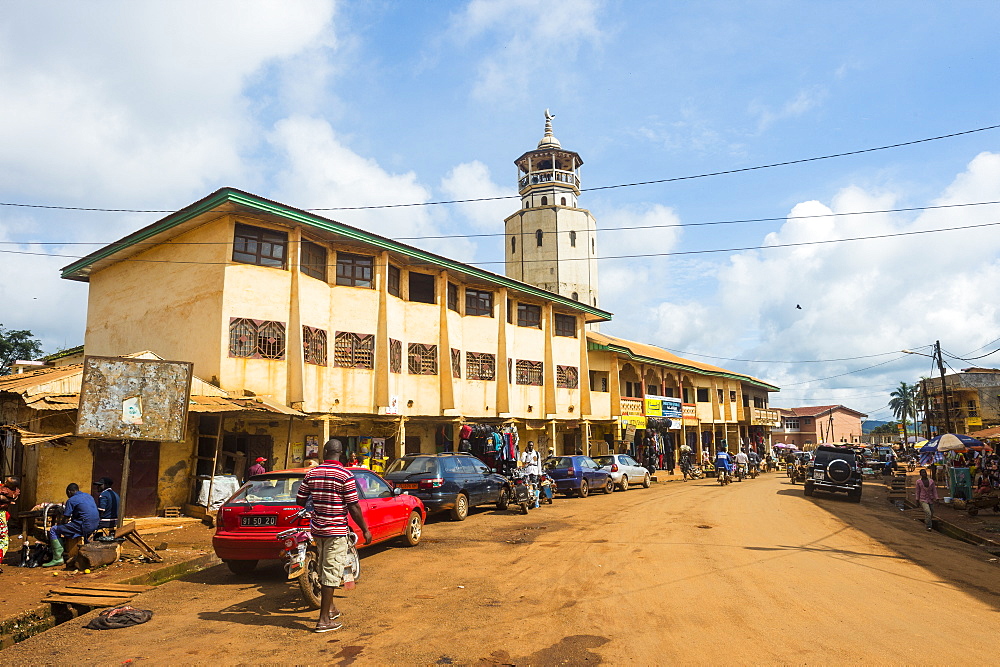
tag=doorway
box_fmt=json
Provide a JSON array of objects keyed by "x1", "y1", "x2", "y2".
[
  {"x1": 404, "y1": 436, "x2": 421, "y2": 455},
  {"x1": 91, "y1": 440, "x2": 160, "y2": 518}
]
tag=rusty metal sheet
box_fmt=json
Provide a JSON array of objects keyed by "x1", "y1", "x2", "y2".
[{"x1": 76, "y1": 356, "x2": 193, "y2": 442}]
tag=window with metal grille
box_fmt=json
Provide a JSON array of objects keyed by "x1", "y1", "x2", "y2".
[
  {"x1": 333, "y1": 332, "x2": 375, "y2": 369},
  {"x1": 556, "y1": 365, "x2": 579, "y2": 389},
  {"x1": 388, "y1": 265, "x2": 400, "y2": 297},
  {"x1": 465, "y1": 289, "x2": 493, "y2": 317},
  {"x1": 451, "y1": 348, "x2": 461, "y2": 378},
  {"x1": 517, "y1": 303, "x2": 541, "y2": 328},
  {"x1": 515, "y1": 360, "x2": 543, "y2": 386},
  {"x1": 447, "y1": 282, "x2": 459, "y2": 312},
  {"x1": 233, "y1": 224, "x2": 287, "y2": 269},
  {"x1": 302, "y1": 326, "x2": 328, "y2": 366},
  {"x1": 300, "y1": 241, "x2": 327, "y2": 281},
  {"x1": 408, "y1": 272, "x2": 435, "y2": 304},
  {"x1": 336, "y1": 252, "x2": 374, "y2": 288},
  {"x1": 408, "y1": 343, "x2": 438, "y2": 375},
  {"x1": 228, "y1": 318, "x2": 287, "y2": 360},
  {"x1": 554, "y1": 313, "x2": 576, "y2": 337},
  {"x1": 389, "y1": 339, "x2": 402, "y2": 373},
  {"x1": 466, "y1": 352, "x2": 496, "y2": 381}
]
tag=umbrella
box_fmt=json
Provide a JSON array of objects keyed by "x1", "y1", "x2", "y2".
[
  {"x1": 773, "y1": 443, "x2": 797, "y2": 449},
  {"x1": 921, "y1": 433, "x2": 984, "y2": 453}
]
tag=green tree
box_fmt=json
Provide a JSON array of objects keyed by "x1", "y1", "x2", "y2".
[
  {"x1": 0, "y1": 324, "x2": 43, "y2": 375},
  {"x1": 889, "y1": 382, "x2": 918, "y2": 440},
  {"x1": 871, "y1": 422, "x2": 899, "y2": 435}
]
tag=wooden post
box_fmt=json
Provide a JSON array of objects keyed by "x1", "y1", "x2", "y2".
[{"x1": 117, "y1": 440, "x2": 132, "y2": 528}]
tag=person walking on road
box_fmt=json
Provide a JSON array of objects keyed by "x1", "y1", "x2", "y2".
[
  {"x1": 0, "y1": 476, "x2": 20, "y2": 571},
  {"x1": 296, "y1": 439, "x2": 372, "y2": 633},
  {"x1": 519, "y1": 442, "x2": 542, "y2": 508},
  {"x1": 915, "y1": 468, "x2": 939, "y2": 532}
]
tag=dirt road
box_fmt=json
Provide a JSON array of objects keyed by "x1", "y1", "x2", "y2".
[{"x1": 6, "y1": 473, "x2": 999, "y2": 664}]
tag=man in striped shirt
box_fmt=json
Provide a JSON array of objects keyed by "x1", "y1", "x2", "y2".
[{"x1": 296, "y1": 438, "x2": 372, "y2": 633}]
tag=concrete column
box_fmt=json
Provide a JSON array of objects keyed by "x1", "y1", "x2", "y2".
[
  {"x1": 374, "y1": 251, "x2": 390, "y2": 410},
  {"x1": 496, "y1": 288, "x2": 510, "y2": 415},
  {"x1": 285, "y1": 227, "x2": 304, "y2": 407},
  {"x1": 438, "y1": 270, "x2": 454, "y2": 412},
  {"x1": 543, "y1": 303, "x2": 555, "y2": 418}
]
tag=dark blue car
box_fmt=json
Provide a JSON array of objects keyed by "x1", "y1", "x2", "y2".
[
  {"x1": 383, "y1": 453, "x2": 509, "y2": 521},
  {"x1": 543, "y1": 455, "x2": 614, "y2": 497}
]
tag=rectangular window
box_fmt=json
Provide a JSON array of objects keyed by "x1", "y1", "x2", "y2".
[
  {"x1": 802, "y1": 417, "x2": 812, "y2": 425},
  {"x1": 387, "y1": 265, "x2": 400, "y2": 297},
  {"x1": 408, "y1": 343, "x2": 438, "y2": 375},
  {"x1": 228, "y1": 318, "x2": 286, "y2": 360},
  {"x1": 717, "y1": 389, "x2": 724, "y2": 403},
  {"x1": 507, "y1": 300, "x2": 513, "y2": 323},
  {"x1": 662, "y1": 388, "x2": 674, "y2": 398},
  {"x1": 589, "y1": 371, "x2": 609, "y2": 392},
  {"x1": 729, "y1": 390, "x2": 737, "y2": 402},
  {"x1": 696, "y1": 388, "x2": 709, "y2": 403},
  {"x1": 447, "y1": 282, "x2": 459, "y2": 312},
  {"x1": 517, "y1": 303, "x2": 541, "y2": 328},
  {"x1": 232, "y1": 224, "x2": 287, "y2": 269},
  {"x1": 451, "y1": 348, "x2": 461, "y2": 378},
  {"x1": 515, "y1": 359, "x2": 544, "y2": 386},
  {"x1": 389, "y1": 339, "x2": 402, "y2": 373},
  {"x1": 300, "y1": 241, "x2": 327, "y2": 281},
  {"x1": 466, "y1": 352, "x2": 496, "y2": 381},
  {"x1": 465, "y1": 289, "x2": 493, "y2": 317},
  {"x1": 333, "y1": 332, "x2": 375, "y2": 369},
  {"x1": 743, "y1": 394, "x2": 750, "y2": 407},
  {"x1": 336, "y1": 252, "x2": 374, "y2": 288},
  {"x1": 556, "y1": 365, "x2": 579, "y2": 389},
  {"x1": 302, "y1": 325, "x2": 327, "y2": 366},
  {"x1": 408, "y1": 272, "x2": 436, "y2": 304},
  {"x1": 554, "y1": 313, "x2": 576, "y2": 337},
  {"x1": 508, "y1": 358, "x2": 513, "y2": 382},
  {"x1": 682, "y1": 388, "x2": 692, "y2": 403},
  {"x1": 785, "y1": 418, "x2": 800, "y2": 429},
  {"x1": 647, "y1": 384, "x2": 659, "y2": 396}
]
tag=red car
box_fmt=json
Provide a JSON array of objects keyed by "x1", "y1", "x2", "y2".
[{"x1": 213, "y1": 466, "x2": 426, "y2": 574}]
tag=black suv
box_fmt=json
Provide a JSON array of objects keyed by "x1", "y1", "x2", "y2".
[
  {"x1": 804, "y1": 445, "x2": 863, "y2": 502},
  {"x1": 383, "y1": 453, "x2": 510, "y2": 521}
]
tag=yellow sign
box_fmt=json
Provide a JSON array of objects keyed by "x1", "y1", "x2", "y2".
[
  {"x1": 967, "y1": 417, "x2": 983, "y2": 428},
  {"x1": 645, "y1": 398, "x2": 662, "y2": 416},
  {"x1": 619, "y1": 415, "x2": 647, "y2": 429}
]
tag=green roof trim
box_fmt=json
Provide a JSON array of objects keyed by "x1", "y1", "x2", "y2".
[
  {"x1": 594, "y1": 339, "x2": 780, "y2": 392},
  {"x1": 41, "y1": 345, "x2": 84, "y2": 362},
  {"x1": 60, "y1": 188, "x2": 613, "y2": 321}
]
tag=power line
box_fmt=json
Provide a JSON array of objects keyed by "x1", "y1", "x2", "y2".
[
  {"x1": 659, "y1": 348, "x2": 910, "y2": 364},
  {"x1": 6, "y1": 218, "x2": 1000, "y2": 268},
  {"x1": 5, "y1": 199, "x2": 1000, "y2": 246},
  {"x1": 779, "y1": 355, "x2": 908, "y2": 386},
  {"x1": 2, "y1": 123, "x2": 999, "y2": 213}
]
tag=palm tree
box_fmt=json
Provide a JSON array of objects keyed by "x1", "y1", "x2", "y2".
[{"x1": 889, "y1": 382, "x2": 918, "y2": 442}]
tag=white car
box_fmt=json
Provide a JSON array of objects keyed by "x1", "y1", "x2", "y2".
[{"x1": 593, "y1": 454, "x2": 651, "y2": 491}]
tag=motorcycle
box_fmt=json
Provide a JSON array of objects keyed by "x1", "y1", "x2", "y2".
[
  {"x1": 683, "y1": 464, "x2": 704, "y2": 480},
  {"x1": 748, "y1": 462, "x2": 759, "y2": 479},
  {"x1": 717, "y1": 467, "x2": 731, "y2": 485},
  {"x1": 510, "y1": 468, "x2": 538, "y2": 514},
  {"x1": 276, "y1": 508, "x2": 361, "y2": 609},
  {"x1": 734, "y1": 463, "x2": 746, "y2": 482},
  {"x1": 786, "y1": 463, "x2": 797, "y2": 483}
]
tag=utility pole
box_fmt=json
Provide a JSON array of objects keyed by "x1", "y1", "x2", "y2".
[
  {"x1": 935, "y1": 340, "x2": 954, "y2": 434},
  {"x1": 921, "y1": 378, "x2": 931, "y2": 439}
]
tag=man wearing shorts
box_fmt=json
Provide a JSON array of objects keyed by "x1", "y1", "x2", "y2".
[{"x1": 296, "y1": 438, "x2": 372, "y2": 633}]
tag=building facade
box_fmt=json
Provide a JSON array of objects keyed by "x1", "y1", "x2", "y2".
[
  {"x1": 920, "y1": 367, "x2": 1000, "y2": 436},
  {"x1": 771, "y1": 405, "x2": 868, "y2": 449}
]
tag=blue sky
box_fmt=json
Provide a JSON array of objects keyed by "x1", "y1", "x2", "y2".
[{"x1": 2, "y1": 0, "x2": 1000, "y2": 421}]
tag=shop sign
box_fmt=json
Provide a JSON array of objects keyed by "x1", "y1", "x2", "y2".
[
  {"x1": 619, "y1": 415, "x2": 647, "y2": 435},
  {"x1": 644, "y1": 395, "x2": 683, "y2": 420}
]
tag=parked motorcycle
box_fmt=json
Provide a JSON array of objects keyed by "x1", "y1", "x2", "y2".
[
  {"x1": 510, "y1": 468, "x2": 537, "y2": 514},
  {"x1": 276, "y1": 508, "x2": 361, "y2": 609}
]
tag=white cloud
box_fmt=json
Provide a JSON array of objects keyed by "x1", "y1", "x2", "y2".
[
  {"x1": 439, "y1": 161, "x2": 516, "y2": 231},
  {"x1": 0, "y1": 1, "x2": 338, "y2": 206},
  {"x1": 642, "y1": 152, "x2": 1000, "y2": 408},
  {"x1": 446, "y1": 0, "x2": 606, "y2": 102},
  {"x1": 749, "y1": 85, "x2": 827, "y2": 133},
  {"x1": 267, "y1": 116, "x2": 477, "y2": 260}
]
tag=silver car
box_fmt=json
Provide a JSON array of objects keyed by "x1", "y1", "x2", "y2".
[{"x1": 593, "y1": 454, "x2": 651, "y2": 491}]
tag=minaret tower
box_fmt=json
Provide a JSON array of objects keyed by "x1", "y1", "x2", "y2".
[{"x1": 504, "y1": 110, "x2": 600, "y2": 314}]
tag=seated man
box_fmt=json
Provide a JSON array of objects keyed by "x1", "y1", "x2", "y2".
[
  {"x1": 43, "y1": 483, "x2": 100, "y2": 567},
  {"x1": 93, "y1": 477, "x2": 120, "y2": 535}
]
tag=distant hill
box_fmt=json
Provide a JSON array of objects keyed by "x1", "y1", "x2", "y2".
[{"x1": 862, "y1": 420, "x2": 891, "y2": 434}]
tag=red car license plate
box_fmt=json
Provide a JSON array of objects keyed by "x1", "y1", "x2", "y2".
[
  {"x1": 240, "y1": 515, "x2": 277, "y2": 527},
  {"x1": 398, "y1": 483, "x2": 418, "y2": 490}
]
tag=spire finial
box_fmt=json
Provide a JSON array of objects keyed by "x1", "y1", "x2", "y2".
[{"x1": 544, "y1": 108, "x2": 555, "y2": 137}]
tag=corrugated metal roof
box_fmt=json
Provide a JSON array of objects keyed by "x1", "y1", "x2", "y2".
[
  {"x1": 587, "y1": 331, "x2": 779, "y2": 391},
  {"x1": 0, "y1": 426, "x2": 73, "y2": 446}
]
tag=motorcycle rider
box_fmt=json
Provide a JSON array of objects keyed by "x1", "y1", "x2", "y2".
[
  {"x1": 747, "y1": 448, "x2": 761, "y2": 474},
  {"x1": 519, "y1": 441, "x2": 542, "y2": 508},
  {"x1": 714, "y1": 448, "x2": 733, "y2": 483},
  {"x1": 679, "y1": 443, "x2": 693, "y2": 480},
  {"x1": 734, "y1": 449, "x2": 750, "y2": 478}
]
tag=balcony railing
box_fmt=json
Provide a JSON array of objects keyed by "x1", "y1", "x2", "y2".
[
  {"x1": 620, "y1": 397, "x2": 644, "y2": 416},
  {"x1": 519, "y1": 170, "x2": 580, "y2": 190}
]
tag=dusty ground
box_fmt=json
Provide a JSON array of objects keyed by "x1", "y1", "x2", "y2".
[
  {"x1": 5, "y1": 473, "x2": 1000, "y2": 665},
  {"x1": 0, "y1": 519, "x2": 215, "y2": 625}
]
